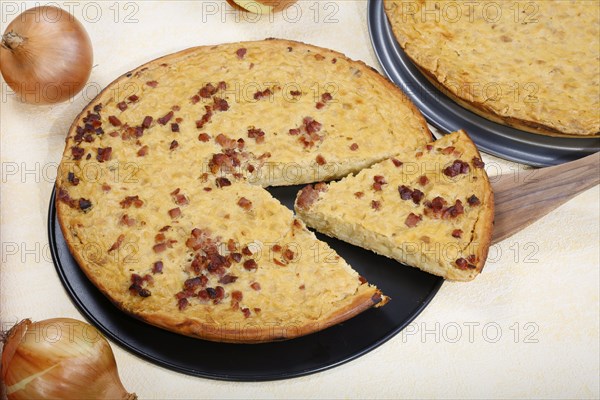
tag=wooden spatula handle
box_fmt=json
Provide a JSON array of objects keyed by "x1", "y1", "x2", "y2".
[{"x1": 491, "y1": 152, "x2": 600, "y2": 244}]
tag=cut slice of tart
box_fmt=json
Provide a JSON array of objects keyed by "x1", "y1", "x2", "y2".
[{"x1": 295, "y1": 130, "x2": 494, "y2": 281}]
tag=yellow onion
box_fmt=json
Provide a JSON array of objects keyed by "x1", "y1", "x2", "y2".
[
  {"x1": 228, "y1": 0, "x2": 298, "y2": 14},
  {"x1": 1, "y1": 318, "x2": 136, "y2": 399},
  {"x1": 0, "y1": 6, "x2": 93, "y2": 104}
]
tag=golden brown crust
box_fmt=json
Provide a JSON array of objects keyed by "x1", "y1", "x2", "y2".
[
  {"x1": 56, "y1": 39, "x2": 431, "y2": 343},
  {"x1": 384, "y1": 0, "x2": 600, "y2": 137},
  {"x1": 128, "y1": 287, "x2": 384, "y2": 343},
  {"x1": 415, "y1": 65, "x2": 594, "y2": 138}
]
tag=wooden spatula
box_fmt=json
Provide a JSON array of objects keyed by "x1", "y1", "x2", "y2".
[{"x1": 491, "y1": 152, "x2": 599, "y2": 244}]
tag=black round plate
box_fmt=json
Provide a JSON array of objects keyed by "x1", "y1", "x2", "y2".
[
  {"x1": 368, "y1": 0, "x2": 600, "y2": 167},
  {"x1": 49, "y1": 186, "x2": 443, "y2": 381}
]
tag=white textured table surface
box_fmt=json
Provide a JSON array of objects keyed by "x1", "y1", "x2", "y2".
[{"x1": 1, "y1": 1, "x2": 599, "y2": 398}]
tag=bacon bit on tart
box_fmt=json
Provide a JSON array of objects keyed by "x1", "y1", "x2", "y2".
[
  {"x1": 229, "y1": 252, "x2": 242, "y2": 263},
  {"x1": 391, "y1": 158, "x2": 403, "y2": 167},
  {"x1": 129, "y1": 274, "x2": 152, "y2": 297},
  {"x1": 199, "y1": 83, "x2": 217, "y2": 98},
  {"x1": 467, "y1": 194, "x2": 481, "y2": 206},
  {"x1": 71, "y1": 146, "x2": 85, "y2": 160},
  {"x1": 137, "y1": 145, "x2": 149, "y2": 157},
  {"x1": 141, "y1": 116, "x2": 153, "y2": 129},
  {"x1": 273, "y1": 258, "x2": 286, "y2": 266},
  {"x1": 354, "y1": 191, "x2": 364, "y2": 199},
  {"x1": 171, "y1": 123, "x2": 180, "y2": 132},
  {"x1": 296, "y1": 185, "x2": 321, "y2": 210},
  {"x1": 198, "y1": 133, "x2": 210, "y2": 142},
  {"x1": 241, "y1": 308, "x2": 251, "y2": 318},
  {"x1": 247, "y1": 128, "x2": 265, "y2": 143},
  {"x1": 158, "y1": 111, "x2": 174, "y2": 125},
  {"x1": 441, "y1": 146, "x2": 455, "y2": 155},
  {"x1": 67, "y1": 172, "x2": 79, "y2": 186},
  {"x1": 472, "y1": 157, "x2": 485, "y2": 168},
  {"x1": 283, "y1": 249, "x2": 295, "y2": 261},
  {"x1": 452, "y1": 229, "x2": 463, "y2": 238},
  {"x1": 242, "y1": 246, "x2": 253, "y2": 256},
  {"x1": 227, "y1": 238, "x2": 237, "y2": 252},
  {"x1": 146, "y1": 80, "x2": 158, "y2": 87},
  {"x1": 253, "y1": 88, "x2": 272, "y2": 100},
  {"x1": 290, "y1": 90, "x2": 302, "y2": 97},
  {"x1": 119, "y1": 214, "x2": 136, "y2": 226},
  {"x1": 405, "y1": 213, "x2": 422, "y2": 227},
  {"x1": 231, "y1": 290, "x2": 243, "y2": 302},
  {"x1": 170, "y1": 189, "x2": 189, "y2": 206},
  {"x1": 102, "y1": 184, "x2": 111, "y2": 192},
  {"x1": 237, "y1": 197, "x2": 253, "y2": 210},
  {"x1": 443, "y1": 160, "x2": 470, "y2": 177},
  {"x1": 250, "y1": 282, "x2": 261, "y2": 291},
  {"x1": 169, "y1": 140, "x2": 179, "y2": 150},
  {"x1": 57, "y1": 188, "x2": 76, "y2": 208},
  {"x1": 215, "y1": 133, "x2": 237, "y2": 149},
  {"x1": 317, "y1": 92, "x2": 333, "y2": 109},
  {"x1": 316, "y1": 155, "x2": 326, "y2": 165},
  {"x1": 177, "y1": 298, "x2": 189, "y2": 310},
  {"x1": 442, "y1": 200, "x2": 464, "y2": 219},
  {"x1": 243, "y1": 259, "x2": 258, "y2": 271},
  {"x1": 213, "y1": 97, "x2": 229, "y2": 111},
  {"x1": 108, "y1": 234, "x2": 125, "y2": 252},
  {"x1": 153, "y1": 243, "x2": 167, "y2": 253},
  {"x1": 418, "y1": 175, "x2": 429, "y2": 186},
  {"x1": 108, "y1": 116, "x2": 122, "y2": 127},
  {"x1": 359, "y1": 276, "x2": 367, "y2": 284},
  {"x1": 371, "y1": 200, "x2": 382, "y2": 210},
  {"x1": 424, "y1": 196, "x2": 447, "y2": 217},
  {"x1": 305, "y1": 117, "x2": 322, "y2": 134},
  {"x1": 411, "y1": 189, "x2": 425, "y2": 204},
  {"x1": 236, "y1": 48, "x2": 247, "y2": 59},
  {"x1": 120, "y1": 195, "x2": 144, "y2": 209},
  {"x1": 350, "y1": 143, "x2": 359, "y2": 151},
  {"x1": 398, "y1": 185, "x2": 424, "y2": 204},
  {"x1": 128, "y1": 95, "x2": 139, "y2": 103},
  {"x1": 117, "y1": 101, "x2": 128, "y2": 111},
  {"x1": 184, "y1": 277, "x2": 206, "y2": 291},
  {"x1": 220, "y1": 274, "x2": 238, "y2": 285},
  {"x1": 373, "y1": 175, "x2": 387, "y2": 191},
  {"x1": 168, "y1": 207, "x2": 181, "y2": 219},
  {"x1": 78, "y1": 198, "x2": 92, "y2": 211},
  {"x1": 291, "y1": 117, "x2": 324, "y2": 148},
  {"x1": 216, "y1": 177, "x2": 232, "y2": 188},
  {"x1": 196, "y1": 106, "x2": 213, "y2": 129},
  {"x1": 152, "y1": 261, "x2": 163, "y2": 274}
]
